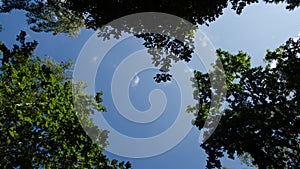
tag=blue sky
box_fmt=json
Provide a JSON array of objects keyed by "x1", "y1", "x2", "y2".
[{"x1": 1, "y1": 2, "x2": 300, "y2": 169}]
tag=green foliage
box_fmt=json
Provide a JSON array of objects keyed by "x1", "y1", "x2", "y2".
[
  {"x1": 191, "y1": 38, "x2": 300, "y2": 168},
  {"x1": 0, "y1": 0, "x2": 84, "y2": 36},
  {"x1": 1, "y1": 0, "x2": 299, "y2": 82},
  {"x1": 1, "y1": 0, "x2": 299, "y2": 35},
  {"x1": 0, "y1": 31, "x2": 131, "y2": 169},
  {"x1": 1, "y1": 1, "x2": 300, "y2": 168}
]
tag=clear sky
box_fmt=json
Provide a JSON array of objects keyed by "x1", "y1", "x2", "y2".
[{"x1": 1, "y1": 2, "x2": 300, "y2": 169}]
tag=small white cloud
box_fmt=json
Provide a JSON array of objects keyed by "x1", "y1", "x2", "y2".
[
  {"x1": 92, "y1": 56, "x2": 98, "y2": 62},
  {"x1": 298, "y1": 31, "x2": 300, "y2": 37},
  {"x1": 132, "y1": 75, "x2": 140, "y2": 87}
]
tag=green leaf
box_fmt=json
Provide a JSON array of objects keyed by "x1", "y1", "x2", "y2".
[{"x1": 9, "y1": 130, "x2": 16, "y2": 138}]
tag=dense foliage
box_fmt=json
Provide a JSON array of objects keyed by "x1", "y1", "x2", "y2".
[
  {"x1": 1, "y1": 0, "x2": 299, "y2": 82},
  {"x1": 1, "y1": 1, "x2": 300, "y2": 168},
  {"x1": 1, "y1": 0, "x2": 299, "y2": 35},
  {"x1": 0, "y1": 31, "x2": 131, "y2": 169},
  {"x1": 191, "y1": 38, "x2": 300, "y2": 168}
]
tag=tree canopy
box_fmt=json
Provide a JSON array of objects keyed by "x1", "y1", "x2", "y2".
[
  {"x1": 1, "y1": 0, "x2": 299, "y2": 35},
  {"x1": 1, "y1": 0, "x2": 299, "y2": 82},
  {"x1": 1, "y1": 1, "x2": 300, "y2": 168},
  {"x1": 0, "y1": 31, "x2": 131, "y2": 169},
  {"x1": 190, "y1": 38, "x2": 300, "y2": 168}
]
